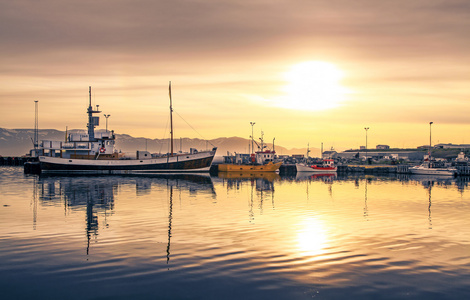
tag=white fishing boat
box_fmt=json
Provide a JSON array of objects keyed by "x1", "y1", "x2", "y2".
[
  {"x1": 409, "y1": 161, "x2": 456, "y2": 176},
  {"x1": 296, "y1": 159, "x2": 337, "y2": 173},
  {"x1": 409, "y1": 122, "x2": 456, "y2": 176},
  {"x1": 38, "y1": 85, "x2": 217, "y2": 174},
  {"x1": 295, "y1": 144, "x2": 337, "y2": 173}
]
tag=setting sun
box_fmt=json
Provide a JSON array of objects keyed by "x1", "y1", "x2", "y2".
[{"x1": 272, "y1": 61, "x2": 349, "y2": 111}]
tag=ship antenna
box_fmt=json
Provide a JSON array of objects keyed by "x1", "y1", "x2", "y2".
[
  {"x1": 87, "y1": 86, "x2": 101, "y2": 141},
  {"x1": 169, "y1": 81, "x2": 174, "y2": 156},
  {"x1": 87, "y1": 86, "x2": 94, "y2": 140}
]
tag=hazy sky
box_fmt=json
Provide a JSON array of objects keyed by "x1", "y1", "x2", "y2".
[{"x1": 1, "y1": 0, "x2": 469, "y2": 150}]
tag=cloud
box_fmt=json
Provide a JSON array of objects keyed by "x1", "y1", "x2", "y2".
[{"x1": 1, "y1": 0, "x2": 469, "y2": 148}]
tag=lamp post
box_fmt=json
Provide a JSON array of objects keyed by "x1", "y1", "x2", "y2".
[
  {"x1": 429, "y1": 121, "x2": 433, "y2": 159},
  {"x1": 104, "y1": 114, "x2": 111, "y2": 132},
  {"x1": 364, "y1": 127, "x2": 369, "y2": 162},
  {"x1": 250, "y1": 122, "x2": 255, "y2": 154},
  {"x1": 34, "y1": 100, "x2": 39, "y2": 155}
]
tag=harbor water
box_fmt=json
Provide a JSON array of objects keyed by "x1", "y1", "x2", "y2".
[{"x1": 1, "y1": 166, "x2": 470, "y2": 299}]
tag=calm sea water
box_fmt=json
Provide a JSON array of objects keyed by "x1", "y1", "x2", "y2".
[{"x1": 1, "y1": 166, "x2": 469, "y2": 299}]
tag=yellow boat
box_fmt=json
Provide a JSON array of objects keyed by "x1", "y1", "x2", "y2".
[{"x1": 218, "y1": 161, "x2": 282, "y2": 172}]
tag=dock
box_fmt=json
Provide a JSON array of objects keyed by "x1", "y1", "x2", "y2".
[{"x1": 0, "y1": 156, "x2": 37, "y2": 166}]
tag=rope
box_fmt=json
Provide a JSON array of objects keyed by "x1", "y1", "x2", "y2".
[
  {"x1": 159, "y1": 115, "x2": 170, "y2": 154},
  {"x1": 174, "y1": 110, "x2": 215, "y2": 148}
]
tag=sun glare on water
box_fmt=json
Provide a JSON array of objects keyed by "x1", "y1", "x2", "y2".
[
  {"x1": 296, "y1": 217, "x2": 328, "y2": 257},
  {"x1": 273, "y1": 61, "x2": 349, "y2": 111}
]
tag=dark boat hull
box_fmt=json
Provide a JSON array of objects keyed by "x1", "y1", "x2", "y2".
[{"x1": 39, "y1": 150, "x2": 216, "y2": 174}]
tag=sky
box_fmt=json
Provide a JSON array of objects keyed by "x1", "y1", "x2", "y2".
[{"x1": 1, "y1": 0, "x2": 469, "y2": 150}]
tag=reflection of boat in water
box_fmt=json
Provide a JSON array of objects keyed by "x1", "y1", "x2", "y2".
[
  {"x1": 38, "y1": 85, "x2": 216, "y2": 174},
  {"x1": 34, "y1": 173, "x2": 215, "y2": 256},
  {"x1": 408, "y1": 174, "x2": 456, "y2": 185},
  {"x1": 218, "y1": 160, "x2": 282, "y2": 172},
  {"x1": 215, "y1": 171, "x2": 277, "y2": 193},
  {"x1": 296, "y1": 159, "x2": 337, "y2": 173},
  {"x1": 217, "y1": 171, "x2": 280, "y2": 181},
  {"x1": 295, "y1": 172, "x2": 337, "y2": 181},
  {"x1": 38, "y1": 173, "x2": 215, "y2": 195}
]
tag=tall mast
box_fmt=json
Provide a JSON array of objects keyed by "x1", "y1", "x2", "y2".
[{"x1": 169, "y1": 82, "x2": 174, "y2": 156}]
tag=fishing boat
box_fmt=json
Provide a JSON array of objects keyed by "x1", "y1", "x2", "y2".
[
  {"x1": 409, "y1": 122, "x2": 456, "y2": 177},
  {"x1": 218, "y1": 156, "x2": 282, "y2": 172},
  {"x1": 409, "y1": 160, "x2": 456, "y2": 176},
  {"x1": 38, "y1": 85, "x2": 217, "y2": 174},
  {"x1": 296, "y1": 159, "x2": 337, "y2": 173},
  {"x1": 295, "y1": 143, "x2": 337, "y2": 173},
  {"x1": 218, "y1": 132, "x2": 282, "y2": 172}
]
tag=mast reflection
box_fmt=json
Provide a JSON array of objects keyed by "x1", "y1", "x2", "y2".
[
  {"x1": 167, "y1": 186, "x2": 173, "y2": 267},
  {"x1": 216, "y1": 173, "x2": 278, "y2": 223},
  {"x1": 33, "y1": 174, "x2": 215, "y2": 256}
]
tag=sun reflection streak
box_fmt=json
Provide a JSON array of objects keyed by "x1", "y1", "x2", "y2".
[{"x1": 296, "y1": 217, "x2": 329, "y2": 257}]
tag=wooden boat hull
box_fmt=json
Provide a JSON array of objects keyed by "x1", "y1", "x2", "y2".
[
  {"x1": 39, "y1": 149, "x2": 216, "y2": 174},
  {"x1": 218, "y1": 162, "x2": 282, "y2": 172}
]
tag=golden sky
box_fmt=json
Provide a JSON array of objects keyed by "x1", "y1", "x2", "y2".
[{"x1": 1, "y1": 0, "x2": 469, "y2": 150}]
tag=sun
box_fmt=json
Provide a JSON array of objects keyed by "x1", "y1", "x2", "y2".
[{"x1": 273, "y1": 61, "x2": 349, "y2": 111}]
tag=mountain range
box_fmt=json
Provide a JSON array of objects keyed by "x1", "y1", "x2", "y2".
[{"x1": 0, "y1": 128, "x2": 319, "y2": 157}]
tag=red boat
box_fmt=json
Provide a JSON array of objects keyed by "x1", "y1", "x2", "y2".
[{"x1": 296, "y1": 159, "x2": 337, "y2": 173}]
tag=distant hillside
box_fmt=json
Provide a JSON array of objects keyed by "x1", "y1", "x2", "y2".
[{"x1": 0, "y1": 128, "x2": 320, "y2": 157}]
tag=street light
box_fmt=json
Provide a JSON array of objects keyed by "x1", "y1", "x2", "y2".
[
  {"x1": 364, "y1": 127, "x2": 369, "y2": 162},
  {"x1": 104, "y1": 114, "x2": 111, "y2": 132},
  {"x1": 250, "y1": 122, "x2": 256, "y2": 154},
  {"x1": 429, "y1": 121, "x2": 433, "y2": 159}
]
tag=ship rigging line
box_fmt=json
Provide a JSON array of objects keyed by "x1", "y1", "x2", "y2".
[
  {"x1": 173, "y1": 110, "x2": 215, "y2": 148},
  {"x1": 159, "y1": 115, "x2": 171, "y2": 154}
]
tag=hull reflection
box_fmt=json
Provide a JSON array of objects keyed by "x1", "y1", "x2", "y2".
[
  {"x1": 34, "y1": 174, "x2": 215, "y2": 256},
  {"x1": 295, "y1": 172, "x2": 337, "y2": 182},
  {"x1": 2, "y1": 167, "x2": 470, "y2": 299}
]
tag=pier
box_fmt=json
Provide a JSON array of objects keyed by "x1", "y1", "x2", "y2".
[
  {"x1": 5, "y1": 158, "x2": 470, "y2": 176},
  {"x1": 0, "y1": 156, "x2": 37, "y2": 166}
]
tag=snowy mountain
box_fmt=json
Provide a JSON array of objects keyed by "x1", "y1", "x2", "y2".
[{"x1": 0, "y1": 128, "x2": 317, "y2": 157}]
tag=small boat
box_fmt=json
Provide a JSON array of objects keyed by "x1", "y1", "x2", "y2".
[
  {"x1": 38, "y1": 85, "x2": 217, "y2": 174},
  {"x1": 409, "y1": 160, "x2": 456, "y2": 176},
  {"x1": 296, "y1": 159, "x2": 337, "y2": 173},
  {"x1": 218, "y1": 132, "x2": 282, "y2": 173},
  {"x1": 218, "y1": 150, "x2": 282, "y2": 172},
  {"x1": 409, "y1": 122, "x2": 456, "y2": 177}
]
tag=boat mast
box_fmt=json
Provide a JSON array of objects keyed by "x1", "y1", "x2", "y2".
[
  {"x1": 250, "y1": 122, "x2": 255, "y2": 154},
  {"x1": 169, "y1": 82, "x2": 174, "y2": 156}
]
